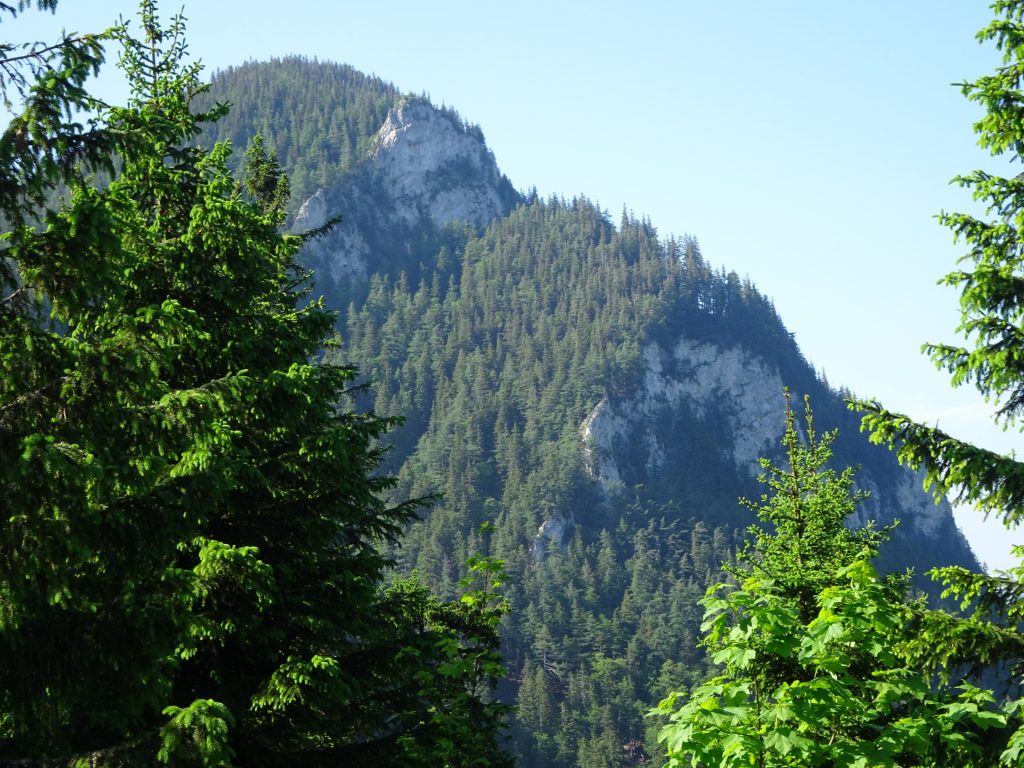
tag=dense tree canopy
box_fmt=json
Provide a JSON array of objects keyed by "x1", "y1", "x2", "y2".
[
  {"x1": 0, "y1": 3, "x2": 509, "y2": 765},
  {"x1": 193, "y1": 57, "x2": 402, "y2": 211}
]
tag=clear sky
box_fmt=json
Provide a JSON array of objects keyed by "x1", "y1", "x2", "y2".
[{"x1": 9, "y1": 1, "x2": 1022, "y2": 570}]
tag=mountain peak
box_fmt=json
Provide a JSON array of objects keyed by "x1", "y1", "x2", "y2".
[
  {"x1": 290, "y1": 95, "x2": 519, "y2": 306},
  {"x1": 369, "y1": 96, "x2": 514, "y2": 229},
  {"x1": 198, "y1": 60, "x2": 981, "y2": 767}
]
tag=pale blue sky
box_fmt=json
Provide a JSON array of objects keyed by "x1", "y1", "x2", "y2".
[{"x1": 9, "y1": 1, "x2": 1021, "y2": 570}]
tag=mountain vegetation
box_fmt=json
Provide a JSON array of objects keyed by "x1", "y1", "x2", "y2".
[
  {"x1": 332, "y1": 194, "x2": 980, "y2": 766},
  {"x1": 194, "y1": 56, "x2": 494, "y2": 218},
  {"x1": 0, "y1": 4, "x2": 508, "y2": 765},
  {"x1": 656, "y1": 399, "x2": 1011, "y2": 766},
  {"x1": 3, "y1": 0, "x2": 1020, "y2": 766},
  {"x1": 196, "y1": 57, "x2": 400, "y2": 208},
  {"x1": 196, "y1": 53, "x2": 981, "y2": 767}
]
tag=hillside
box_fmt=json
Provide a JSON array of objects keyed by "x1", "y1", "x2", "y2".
[{"x1": 200, "y1": 58, "x2": 980, "y2": 768}]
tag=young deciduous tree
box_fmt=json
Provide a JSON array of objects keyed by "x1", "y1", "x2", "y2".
[{"x1": 654, "y1": 398, "x2": 1009, "y2": 767}]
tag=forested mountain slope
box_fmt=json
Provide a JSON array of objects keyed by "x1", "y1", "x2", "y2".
[
  {"x1": 200, "y1": 58, "x2": 980, "y2": 768},
  {"x1": 198, "y1": 58, "x2": 401, "y2": 202}
]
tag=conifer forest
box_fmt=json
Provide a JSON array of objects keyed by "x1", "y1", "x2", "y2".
[{"x1": 3, "y1": 2, "x2": 1024, "y2": 766}]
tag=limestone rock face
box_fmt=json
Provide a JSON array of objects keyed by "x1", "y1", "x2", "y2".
[
  {"x1": 854, "y1": 467, "x2": 950, "y2": 537},
  {"x1": 371, "y1": 99, "x2": 510, "y2": 229},
  {"x1": 581, "y1": 338, "x2": 784, "y2": 490},
  {"x1": 294, "y1": 188, "x2": 329, "y2": 231},
  {"x1": 532, "y1": 512, "x2": 574, "y2": 561},
  {"x1": 294, "y1": 189, "x2": 368, "y2": 284},
  {"x1": 575, "y1": 332, "x2": 970, "y2": 559},
  {"x1": 293, "y1": 98, "x2": 516, "y2": 301}
]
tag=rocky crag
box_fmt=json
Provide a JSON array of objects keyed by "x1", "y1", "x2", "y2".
[{"x1": 293, "y1": 97, "x2": 520, "y2": 305}]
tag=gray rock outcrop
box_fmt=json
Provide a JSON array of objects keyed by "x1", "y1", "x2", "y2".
[
  {"x1": 294, "y1": 98, "x2": 517, "y2": 300},
  {"x1": 574, "y1": 333, "x2": 968, "y2": 553}
]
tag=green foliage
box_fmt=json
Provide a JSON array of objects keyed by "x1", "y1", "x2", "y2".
[
  {"x1": 0, "y1": 0, "x2": 115, "y2": 320},
  {"x1": 334, "y1": 188, "x2": 977, "y2": 765},
  {"x1": 340, "y1": 200, "x2": 763, "y2": 763},
  {"x1": 193, "y1": 57, "x2": 403, "y2": 210},
  {"x1": 854, "y1": 4, "x2": 1024, "y2": 762},
  {"x1": 0, "y1": 4, "x2": 509, "y2": 766},
  {"x1": 0, "y1": 2, "x2": 114, "y2": 227},
  {"x1": 737, "y1": 392, "x2": 884, "y2": 623},
  {"x1": 240, "y1": 133, "x2": 289, "y2": 216},
  {"x1": 655, "y1": 403, "x2": 1010, "y2": 767},
  {"x1": 157, "y1": 700, "x2": 235, "y2": 768},
  {"x1": 393, "y1": 545, "x2": 514, "y2": 768},
  {"x1": 657, "y1": 561, "x2": 1008, "y2": 767},
  {"x1": 856, "y1": 1, "x2": 1024, "y2": 524}
]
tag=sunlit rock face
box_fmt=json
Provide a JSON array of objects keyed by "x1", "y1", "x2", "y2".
[
  {"x1": 371, "y1": 99, "x2": 509, "y2": 229},
  {"x1": 581, "y1": 338, "x2": 784, "y2": 489},
  {"x1": 294, "y1": 189, "x2": 369, "y2": 284},
  {"x1": 532, "y1": 512, "x2": 574, "y2": 562},
  {"x1": 294, "y1": 98, "x2": 515, "y2": 296},
  {"x1": 578, "y1": 333, "x2": 968, "y2": 559}
]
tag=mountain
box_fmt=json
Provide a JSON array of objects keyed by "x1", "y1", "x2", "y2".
[
  {"x1": 291, "y1": 96, "x2": 520, "y2": 310},
  {"x1": 199, "y1": 58, "x2": 980, "y2": 768},
  {"x1": 197, "y1": 58, "x2": 519, "y2": 311}
]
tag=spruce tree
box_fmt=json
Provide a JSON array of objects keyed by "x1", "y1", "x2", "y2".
[
  {"x1": 1, "y1": 3, "x2": 510, "y2": 765},
  {"x1": 855, "y1": 1, "x2": 1024, "y2": 761},
  {"x1": 655, "y1": 400, "x2": 1009, "y2": 767}
]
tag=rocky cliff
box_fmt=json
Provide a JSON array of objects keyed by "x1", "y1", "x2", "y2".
[
  {"x1": 293, "y1": 97, "x2": 519, "y2": 302},
  {"x1": 581, "y1": 338, "x2": 783, "y2": 489},
  {"x1": 578, "y1": 331, "x2": 970, "y2": 572}
]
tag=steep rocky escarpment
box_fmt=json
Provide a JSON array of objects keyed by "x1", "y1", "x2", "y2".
[
  {"x1": 581, "y1": 339, "x2": 783, "y2": 488},
  {"x1": 372, "y1": 99, "x2": 513, "y2": 228},
  {"x1": 578, "y1": 332, "x2": 971, "y2": 571},
  {"x1": 294, "y1": 98, "x2": 520, "y2": 303}
]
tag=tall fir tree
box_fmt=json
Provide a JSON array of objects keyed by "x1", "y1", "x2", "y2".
[
  {"x1": 0, "y1": 3, "x2": 509, "y2": 765},
  {"x1": 856, "y1": 1, "x2": 1024, "y2": 762}
]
